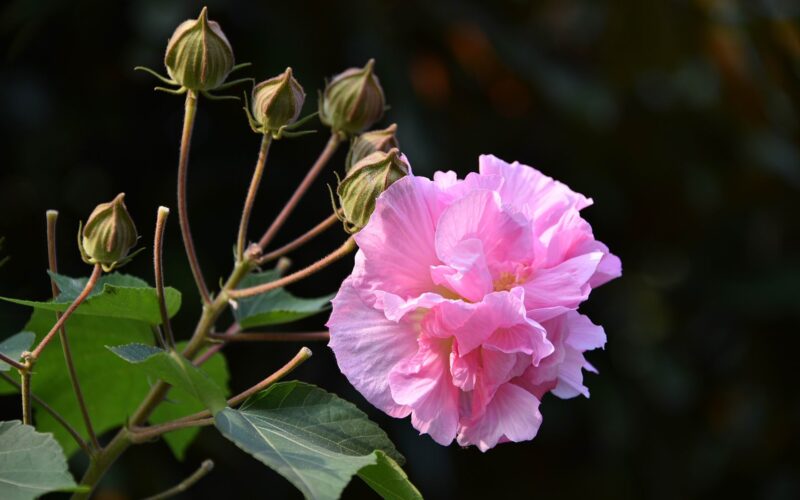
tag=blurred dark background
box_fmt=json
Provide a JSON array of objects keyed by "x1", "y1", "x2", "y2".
[{"x1": 1, "y1": 0, "x2": 799, "y2": 498}]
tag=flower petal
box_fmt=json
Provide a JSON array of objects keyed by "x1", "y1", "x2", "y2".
[
  {"x1": 327, "y1": 278, "x2": 417, "y2": 418},
  {"x1": 457, "y1": 382, "x2": 543, "y2": 452}
]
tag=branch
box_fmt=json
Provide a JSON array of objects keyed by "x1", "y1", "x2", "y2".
[
  {"x1": 257, "y1": 212, "x2": 340, "y2": 265},
  {"x1": 229, "y1": 238, "x2": 355, "y2": 299},
  {"x1": 236, "y1": 134, "x2": 272, "y2": 261},
  {"x1": 143, "y1": 459, "x2": 214, "y2": 500},
  {"x1": 0, "y1": 372, "x2": 91, "y2": 455},
  {"x1": 256, "y1": 134, "x2": 341, "y2": 249},
  {"x1": 176, "y1": 90, "x2": 211, "y2": 304},
  {"x1": 154, "y1": 207, "x2": 175, "y2": 347},
  {"x1": 47, "y1": 209, "x2": 100, "y2": 451}
]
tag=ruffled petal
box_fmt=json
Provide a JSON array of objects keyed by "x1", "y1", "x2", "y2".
[
  {"x1": 457, "y1": 383, "x2": 542, "y2": 452},
  {"x1": 327, "y1": 278, "x2": 417, "y2": 418},
  {"x1": 389, "y1": 337, "x2": 460, "y2": 445},
  {"x1": 354, "y1": 175, "x2": 447, "y2": 299}
]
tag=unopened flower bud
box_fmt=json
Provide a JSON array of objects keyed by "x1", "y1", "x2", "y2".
[
  {"x1": 252, "y1": 67, "x2": 305, "y2": 133},
  {"x1": 337, "y1": 148, "x2": 409, "y2": 232},
  {"x1": 164, "y1": 7, "x2": 234, "y2": 91},
  {"x1": 78, "y1": 193, "x2": 139, "y2": 272},
  {"x1": 320, "y1": 59, "x2": 385, "y2": 136},
  {"x1": 346, "y1": 123, "x2": 399, "y2": 172}
]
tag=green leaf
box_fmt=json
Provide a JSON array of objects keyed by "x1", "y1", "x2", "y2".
[
  {"x1": 0, "y1": 310, "x2": 228, "y2": 460},
  {"x1": 0, "y1": 272, "x2": 181, "y2": 324},
  {"x1": 0, "y1": 331, "x2": 34, "y2": 371},
  {"x1": 150, "y1": 341, "x2": 229, "y2": 460},
  {"x1": 108, "y1": 343, "x2": 227, "y2": 415},
  {"x1": 214, "y1": 381, "x2": 419, "y2": 500},
  {"x1": 0, "y1": 420, "x2": 80, "y2": 500},
  {"x1": 233, "y1": 270, "x2": 333, "y2": 328},
  {"x1": 358, "y1": 451, "x2": 422, "y2": 500}
]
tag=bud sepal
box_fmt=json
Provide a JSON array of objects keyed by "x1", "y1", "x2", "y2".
[
  {"x1": 319, "y1": 59, "x2": 386, "y2": 136},
  {"x1": 346, "y1": 123, "x2": 399, "y2": 171},
  {"x1": 134, "y1": 7, "x2": 252, "y2": 99},
  {"x1": 335, "y1": 148, "x2": 409, "y2": 233},
  {"x1": 78, "y1": 193, "x2": 142, "y2": 272}
]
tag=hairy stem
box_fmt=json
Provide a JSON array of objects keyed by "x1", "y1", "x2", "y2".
[
  {"x1": 46, "y1": 210, "x2": 99, "y2": 451},
  {"x1": 20, "y1": 368, "x2": 32, "y2": 425},
  {"x1": 177, "y1": 90, "x2": 211, "y2": 305},
  {"x1": 1, "y1": 372, "x2": 91, "y2": 455},
  {"x1": 256, "y1": 134, "x2": 341, "y2": 249},
  {"x1": 236, "y1": 134, "x2": 272, "y2": 261},
  {"x1": 0, "y1": 352, "x2": 25, "y2": 371},
  {"x1": 143, "y1": 459, "x2": 214, "y2": 500},
  {"x1": 208, "y1": 331, "x2": 329, "y2": 342},
  {"x1": 154, "y1": 207, "x2": 175, "y2": 348},
  {"x1": 229, "y1": 238, "x2": 355, "y2": 299},
  {"x1": 167, "y1": 347, "x2": 312, "y2": 426},
  {"x1": 257, "y1": 212, "x2": 340, "y2": 265},
  {"x1": 129, "y1": 417, "x2": 214, "y2": 444},
  {"x1": 31, "y1": 264, "x2": 102, "y2": 360}
]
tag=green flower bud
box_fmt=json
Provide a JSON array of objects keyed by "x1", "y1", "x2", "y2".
[
  {"x1": 78, "y1": 193, "x2": 139, "y2": 272},
  {"x1": 320, "y1": 59, "x2": 385, "y2": 136},
  {"x1": 164, "y1": 7, "x2": 234, "y2": 91},
  {"x1": 346, "y1": 123, "x2": 399, "y2": 172},
  {"x1": 252, "y1": 67, "x2": 306, "y2": 133},
  {"x1": 337, "y1": 148, "x2": 409, "y2": 233}
]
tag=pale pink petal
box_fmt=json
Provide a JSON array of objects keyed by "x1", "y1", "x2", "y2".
[
  {"x1": 457, "y1": 383, "x2": 542, "y2": 452},
  {"x1": 564, "y1": 313, "x2": 607, "y2": 351},
  {"x1": 354, "y1": 175, "x2": 447, "y2": 298},
  {"x1": 430, "y1": 238, "x2": 493, "y2": 301},
  {"x1": 389, "y1": 337, "x2": 460, "y2": 445},
  {"x1": 479, "y1": 154, "x2": 591, "y2": 211},
  {"x1": 435, "y1": 189, "x2": 532, "y2": 273},
  {"x1": 522, "y1": 252, "x2": 603, "y2": 311},
  {"x1": 327, "y1": 278, "x2": 416, "y2": 418}
]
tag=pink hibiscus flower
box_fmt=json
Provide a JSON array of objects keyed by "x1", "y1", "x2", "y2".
[{"x1": 327, "y1": 155, "x2": 621, "y2": 451}]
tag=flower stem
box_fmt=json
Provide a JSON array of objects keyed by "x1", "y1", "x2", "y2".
[
  {"x1": 230, "y1": 238, "x2": 355, "y2": 299},
  {"x1": 154, "y1": 207, "x2": 175, "y2": 348},
  {"x1": 31, "y1": 264, "x2": 102, "y2": 360},
  {"x1": 256, "y1": 134, "x2": 341, "y2": 249},
  {"x1": 236, "y1": 134, "x2": 272, "y2": 261},
  {"x1": 129, "y1": 417, "x2": 214, "y2": 444},
  {"x1": 143, "y1": 459, "x2": 214, "y2": 500},
  {"x1": 208, "y1": 331, "x2": 329, "y2": 342},
  {"x1": 163, "y1": 347, "x2": 312, "y2": 426},
  {"x1": 177, "y1": 90, "x2": 211, "y2": 305},
  {"x1": 0, "y1": 372, "x2": 91, "y2": 455},
  {"x1": 257, "y1": 212, "x2": 340, "y2": 265},
  {"x1": 20, "y1": 368, "x2": 32, "y2": 425},
  {"x1": 0, "y1": 352, "x2": 25, "y2": 371},
  {"x1": 46, "y1": 210, "x2": 99, "y2": 451}
]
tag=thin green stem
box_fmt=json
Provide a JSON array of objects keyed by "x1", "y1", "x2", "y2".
[
  {"x1": 166, "y1": 347, "x2": 312, "y2": 426},
  {"x1": 256, "y1": 134, "x2": 341, "y2": 249},
  {"x1": 0, "y1": 372, "x2": 91, "y2": 455},
  {"x1": 143, "y1": 459, "x2": 214, "y2": 500},
  {"x1": 229, "y1": 238, "x2": 356, "y2": 299},
  {"x1": 31, "y1": 264, "x2": 102, "y2": 360},
  {"x1": 177, "y1": 90, "x2": 211, "y2": 305},
  {"x1": 154, "y1": 207, "x2": 175, "y2": 348},
  {"x1": 236, "y1": 134, "x2": 272, "y2": 261},
  {"x1": 20, "y1": 368, "x2": 32, "y2": 425},
  {"x1": 46, "y1": 210, "x2": 99, "y2": 451},
  {"x1": 129, "y1": 417, "x2": 214, "y2": 444},
  {"x1": 257, "y1": 212, "x2": 340, "y2": 265},
  {"x1": 0, "y1": 352, "x2": 25, "y2": 371}
]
